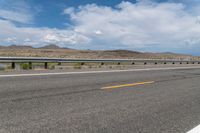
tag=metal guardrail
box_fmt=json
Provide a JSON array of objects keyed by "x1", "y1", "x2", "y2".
[{"x1": 0, "y1": 57, "x2": 199, "y2": 69}]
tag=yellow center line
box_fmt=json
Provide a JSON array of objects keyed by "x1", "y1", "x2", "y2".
[{"x1": 101, "y1": 81, "x2": 155, "y2": 90}]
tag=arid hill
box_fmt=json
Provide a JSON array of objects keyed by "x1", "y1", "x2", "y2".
[
  {"x1": 0, "y1": 44, "x2": 199, "y2": 60},
  {"x1": 39, "y1": 44, "x2": 63, "y2": 49}
]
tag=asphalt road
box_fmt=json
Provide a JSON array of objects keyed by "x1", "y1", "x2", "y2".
[{"x1": 1, "y1": 67, "x2": 200, "y2": 133}]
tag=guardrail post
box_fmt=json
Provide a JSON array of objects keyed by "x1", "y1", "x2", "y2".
[
  {"x1": 45, "y1": 62, "x2": 48, "y2": 69},
  {"x1": 29, "y1": 62, "x2": 32, "y2": 69},
  {"x1": 117, "y1": 62, "x2": 120, "y2": 65},
  {"x1": 11, "y1": 62, "x2": 15, "y2": 69},
  {"x1": 101, "y1": 62, "x2": 104, "y2": 65}
]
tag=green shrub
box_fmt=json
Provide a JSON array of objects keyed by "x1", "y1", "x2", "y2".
[
  {"x1": 48, "y1": 63, "x2": 56, "y2": 70},
  {"x1": 20, "y1": 63, "x2": 29, "y2": 70}
]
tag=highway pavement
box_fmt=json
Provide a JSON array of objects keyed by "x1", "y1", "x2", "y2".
[{"x1": 1, "y1": 67, "x2": 200, "y2": 132}]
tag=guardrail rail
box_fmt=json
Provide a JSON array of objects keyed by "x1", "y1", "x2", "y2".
[{"x1": 0, "y1": 57, "x2": 199, "y2": 69}]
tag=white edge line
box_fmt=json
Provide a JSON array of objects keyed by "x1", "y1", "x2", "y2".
[
  {"x1": 0, "y1": 66, "x2": 200, "y2": 78},
  {"x1": 187, "y1": 124, "x2": 200, "y2": 133}
]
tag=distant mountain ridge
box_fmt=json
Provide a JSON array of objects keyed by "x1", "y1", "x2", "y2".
[
  {"x1": 0, "y1": 44, "x2": 197, "y2": 60},
  {"x1": 0, "y1": 44, "x2": 71, "y2": 49},
  {"x1": 39, "y1": 44, "x2": 63, "y2": 49}
]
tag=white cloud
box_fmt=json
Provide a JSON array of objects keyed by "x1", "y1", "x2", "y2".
[
  {"x1": 0, "y1": 19, "x2": 90, "y2": 47},
  {"x1": 94, "y1": 30, "x2": 103, "y2": 35},
  {"x1": 43, "y1": 31, "x2": 90, "y2": 46},
  {"x1": 0, "y1": 10, "x2": 32, "y2": 23},
  {"x1": 0, "y1": 0, "x2": 33, "y2": 23},
  {"x1": 63, "y1": 1, "x2": 200, "y2": 52},
  {"x1": 63, "y1": 7, "x2": 75, "y2": 15},
  {"x1": 1, "y1": 1, "x2": 200, "y2": 54},
  {"x1": 4, "y1": 37, "x2": 17, "y2": 43}
]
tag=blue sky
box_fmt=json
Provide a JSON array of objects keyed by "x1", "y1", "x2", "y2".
[{"x1": 0, "y1": 0, "x2": 200, "y2": 55}]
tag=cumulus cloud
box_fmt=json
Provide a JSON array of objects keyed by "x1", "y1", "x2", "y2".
[
  {"x1": 1, "y1": 1, "x2": 200, "y2": 53},
  {"x1": 94, "y1": 30, "x2": 103, "y2": 35},
  {"x1": 62, "y1": 1, "x2": 200, "y2": 51},
  {"x1": 0, "y1": 19, "x2": 90, "y2": 47},
  {"x1": 43, "y1": 31, "x2": 90, "y2": 46},
  {"x1": 4, "y1": 37, "x2": 17, "y2": 43}
]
